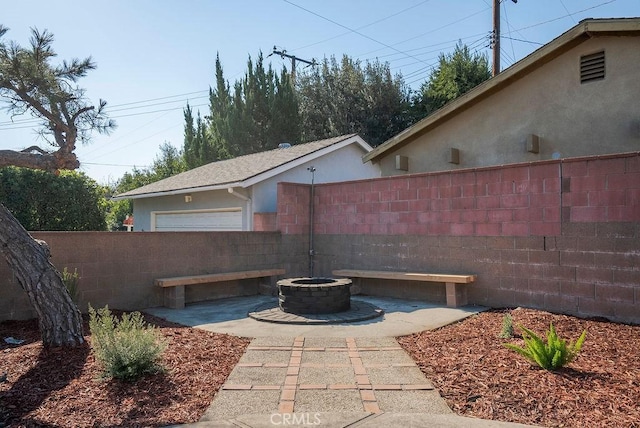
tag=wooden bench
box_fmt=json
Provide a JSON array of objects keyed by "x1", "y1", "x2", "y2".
[
  {"x1": 155, "y1": 268, "x2": 285, "y2": 309},
  {"x1": 332, "y1": 269, "x2": 476, "y2": 308}
]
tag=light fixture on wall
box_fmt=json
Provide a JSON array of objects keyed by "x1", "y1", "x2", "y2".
[
  {"x1": 527, "y1": 134, "x2": 540, "y2": 154},
  {"x1": 184, "y1": 194, "x2": 192, "y2": 203},
  {"x1": 395, "y1": 155, "x2": 409, "y2": 171},
  {"x1": 448, "y1": 148, "x2": 460, "y2": 165}
]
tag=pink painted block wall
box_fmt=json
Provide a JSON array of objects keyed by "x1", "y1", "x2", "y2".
[{"x1": 277, "y1": 153, "x2": 640, "y2": 237}]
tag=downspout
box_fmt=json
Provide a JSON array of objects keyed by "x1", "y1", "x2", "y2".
[
  {"x1": 228, "y1": 187, "x2": 252, "y2": 231},
  {"x1": 307, "y1": 166, "x2": 316, "y2": 278}
]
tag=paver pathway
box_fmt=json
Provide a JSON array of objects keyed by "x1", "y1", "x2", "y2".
[{"x1": 199, "y1": 335, "x2": 451, "y2": 422}]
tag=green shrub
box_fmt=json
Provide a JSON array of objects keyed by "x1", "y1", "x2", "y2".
[
  {"x1": 62, "y1": 267, "x2": 80, "y2": 303},
  {"x1": 504, "y1": 322, "x2": 586, "y2": 371},
  {"x1": 88, "y1": 305, "x2": 166, "y2": 381},
  {"x1": 499, "y1": 313, "x2": 514, "y2": 339}
]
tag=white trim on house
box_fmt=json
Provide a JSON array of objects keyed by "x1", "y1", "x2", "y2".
[
  {"x1": 115, "y1": 182, "x2": 244, "y2": 200},
  {"x1": 242, "y1": 135, "x2": 372, "y2": 188}
]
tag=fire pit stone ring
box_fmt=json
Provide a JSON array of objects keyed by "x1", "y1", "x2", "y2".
[{"x1": 278, "y1": 277, "x2": 351, "y2": 314}]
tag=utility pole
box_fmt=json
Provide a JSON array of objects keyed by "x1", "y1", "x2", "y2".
[
  {"x1": 492, "y1": 0, "x2": 501, "y2": 77},
  {"x1": 270, "y1": 47, "x2": 316, "y2": 86},
  {"x1": 492, "y1": 0, "x2": 518, "y2": 77}
]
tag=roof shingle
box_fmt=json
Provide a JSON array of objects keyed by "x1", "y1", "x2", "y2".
[{"x1": 116, "y1": 134, "x2": 359, "y2": 198}]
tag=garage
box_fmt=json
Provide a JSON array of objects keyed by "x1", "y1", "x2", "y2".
[{"x1": 152, "y1": 208, "x2": 243, "y2": 231}]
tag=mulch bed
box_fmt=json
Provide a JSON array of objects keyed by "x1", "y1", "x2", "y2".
[
  {"x1": 0, "y1": 313, "x2": 249, "y2": 427},
  {"x1": 398, "y1": 307, "x2": 640, "y2": 428}
]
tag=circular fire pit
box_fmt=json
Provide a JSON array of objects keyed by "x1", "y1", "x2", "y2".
[{"x1": 278, "y1": 277, "x2": 351, "y2": 314}]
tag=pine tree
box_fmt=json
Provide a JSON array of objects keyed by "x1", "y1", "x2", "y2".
[
  {"x1": 271, "y1": 68, "x2": 301, "y2": 145},
  {"x1": 411, "y1": 43, "x2": 491, "y2": 121},
  {"x1": 183, "y1": 103, "x2": 198, "y2": 169}
]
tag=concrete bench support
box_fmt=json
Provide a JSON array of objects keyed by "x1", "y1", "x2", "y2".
[
  {"x1": 332, "y1": 269, "x2": 476, "y2": 308},
  {"x1": 155, "y1": 268, "x2": 285, "y2": 309}
]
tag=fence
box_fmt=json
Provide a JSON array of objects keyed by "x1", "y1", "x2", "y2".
[{"x1": 1, "y1": 152, "x2": 638, "y2": 324}]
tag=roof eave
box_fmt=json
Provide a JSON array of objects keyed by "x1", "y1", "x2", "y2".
[
  {"x1": 363, "y1": 18, "x2": 640, "y2": 163},
  {"x1": 112, "y1": 182, "x2": 243, "y2": 200},
  {"x1": 241, "y1": 134, "x2": 370, "y2": 188}
]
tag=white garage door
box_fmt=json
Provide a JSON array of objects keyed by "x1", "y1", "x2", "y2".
[{"x1": 153, "y1": 209, "x2": 242, "y2": 231}]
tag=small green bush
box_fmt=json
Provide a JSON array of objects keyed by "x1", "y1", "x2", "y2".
[
  {"x1": 504, "y1": 322, "x2": 586, "y2": 371},
  {"x1": 88, "y1": 305, "x2": 166, "y2": 381},
  {"x1": 499, "y1": 313, "x2": 514, "y2": 339},
  {"x1": 62, "y1": 267, "x2": 80, "y2": 303}
]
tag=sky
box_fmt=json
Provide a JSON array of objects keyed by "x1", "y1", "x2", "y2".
[{"x1": 1, "y1": 0, "x2": 638, "y2": 185}]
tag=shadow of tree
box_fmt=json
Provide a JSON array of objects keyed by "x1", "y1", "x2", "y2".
[{"x1": 1, "y1": 343, "x2": 89, "y2": 425}]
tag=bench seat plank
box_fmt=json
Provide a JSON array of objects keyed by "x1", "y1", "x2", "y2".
[
  {"x1": 332, "y1": 269, "x2": 475, "y2": 284},
  {"x1": 156, "y1": 268, "x2": 286, "y2": 288},
  {"x1": 332, "y1": 269, "x2": 475, "y2": 307}
]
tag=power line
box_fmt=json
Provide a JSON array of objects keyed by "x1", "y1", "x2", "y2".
[
  {"x1": 107, "y1": 90, "x2": 208, "y2": 109},
  {"x1": 0, "y1": 99, "x2": 209, "y2": 131},
  {"x1": 291, "y1": 0, "x2": 433, "y2": 52},
  {"x1": 82, "y1": 161, "x2": 152, "y2": 168},
  {"x1": 356, "y1": 5, "x2": 491, "y2": 60},
  {"x1": 502, "y1": 36, "x2": 543, "y2": 46},
  {"x1": 282, "y1": 0, "x2": 432, "y2": 67},
  {"x1": 514, "y1": 0, "x2": 617, "y2": 32},
  {"x1": 559, "y1": 0, "x2": 578, "y2": 24}
]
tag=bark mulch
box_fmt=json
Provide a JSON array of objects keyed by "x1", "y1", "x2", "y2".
[
  {"x1": 0, "y1": 312, "x2": 249, "y2": 427},
  {"x1": 397, "y1": 307, "x2": 640, "y2": 428}
]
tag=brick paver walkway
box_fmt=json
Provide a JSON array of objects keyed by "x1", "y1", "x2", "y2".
[{"x1": 200, "y1": 336, "x2": 449, "y2": 421}]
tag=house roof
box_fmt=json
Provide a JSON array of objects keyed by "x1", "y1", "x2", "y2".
[
  {"x1": 114, "y1": 134, "x2": 369, "y2": 200},
  {"x1": 363, "y1": 17, "x2": 640, "y2": 163}
]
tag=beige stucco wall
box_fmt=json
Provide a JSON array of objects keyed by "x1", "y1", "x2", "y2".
[{"x1": 377, "y1": 35, "x2": 640, "y2": 175}]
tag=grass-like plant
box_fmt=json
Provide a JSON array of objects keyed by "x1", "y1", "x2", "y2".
[
  {"x1": 499, "y1": 313, "x2": 514, "y2": 339},
  {"x1": 88, "y1": 305, "x2": 166, "y2": 381},
  {"x1": 504, "y1": 322, "x2": 586, "y2": 371},
  {"x1": 62, "y1": 267, "x2": 80, "y2": 303}
]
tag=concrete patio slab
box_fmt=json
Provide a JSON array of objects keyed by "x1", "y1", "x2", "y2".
[{"x1": 145, "y1": 295, "x2": 486, "y2": 338}]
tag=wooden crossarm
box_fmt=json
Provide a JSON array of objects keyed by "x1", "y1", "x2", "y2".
[
  {"x1": 155, "y1": 268, "x2": 286, "y2": 288},
  {"x1": 332, "y1": 269, "x2": 475, "y2": 284}
]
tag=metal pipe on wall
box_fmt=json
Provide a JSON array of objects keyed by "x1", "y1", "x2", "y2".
[{"x1": 307, "y1": 166, "x2": 316, "y2": 278}]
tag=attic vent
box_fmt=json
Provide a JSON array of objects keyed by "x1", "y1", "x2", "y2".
[{"x1": 580, "y1": 51, "x2": 605, "y2": 83}]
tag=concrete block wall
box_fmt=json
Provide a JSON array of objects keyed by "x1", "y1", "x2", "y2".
[
  {"x1": 254, "y1": 212, "x2": 278, "y2": 231},
  {"x1": 0, "y1": 231, "x2": 282, "y2": 320},
  {"x1": 278, "y1": 152, "x2": 640, "y2": 324}
]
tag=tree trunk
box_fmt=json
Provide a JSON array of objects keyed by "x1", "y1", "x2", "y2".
[{"x1": 0, "y1": 203, "x2": 83, "y2": 347}]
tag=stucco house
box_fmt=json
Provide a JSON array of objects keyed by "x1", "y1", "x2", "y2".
[
  {"x1": 364, "y1": 18, "x2": 640, "y2": 176},
  {"x1": 114, "y1": 134, "x2": 380, "y2": 231}
]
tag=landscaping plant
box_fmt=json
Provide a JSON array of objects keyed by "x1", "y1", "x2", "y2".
[
  {"x1": 88, "y1": 305, "x2": 166, "y2": 381},
  {"x1": 504, "y1": 322, "x2": 586, "y2": 371},
  {"x1": 499, "y1": 312, "x2": 514, "y2": 339},
  {"x1": 62, "y1": 267, "x2": 80, "y2": 303}
]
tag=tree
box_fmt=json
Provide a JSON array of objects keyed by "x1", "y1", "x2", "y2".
[
  {"x1": 109, "y1": 142, "x2": 186, "y2": 229},
  {"x1": 0, "y1": 168, "x2": 108, "y2": 231},
  {"x1": 182, "y1": 103, "x2": 198, "y2": 168},
  {"x1": 296, "y1": 55, "x2": 410, "y2": 146},
  {"x1": 270, "y1": 68, "x2": 300, "y2": 145},
  {"x1": 411, "y1": 43, "x2": 491, "y2": 121},
  {"x1": 0, "y1": 26, "x2": 114, "y2": 347}
]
